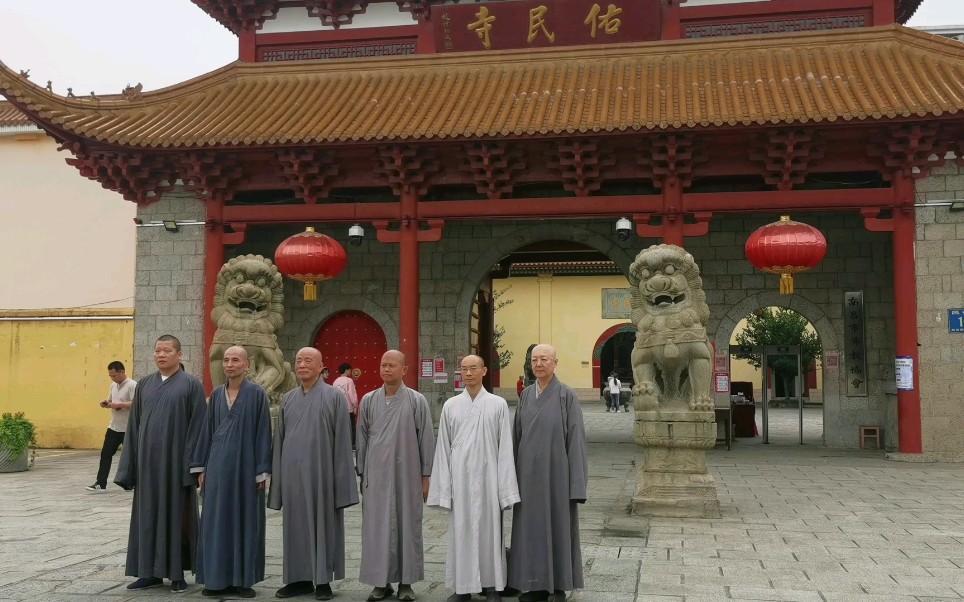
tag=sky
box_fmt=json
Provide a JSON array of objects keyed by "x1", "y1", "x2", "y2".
[{"x1": 0, "y1": 0, "x2": 962, "y2": 95}]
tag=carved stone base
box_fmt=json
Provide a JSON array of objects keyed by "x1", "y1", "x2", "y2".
[{"x1": 632, "y1": 410, "x2": 720, "y2": 518}]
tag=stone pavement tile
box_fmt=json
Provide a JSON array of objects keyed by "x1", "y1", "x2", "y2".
[
  {"x1": 51, "y1": 581, "x2": 124, "y2": 595},
  {"x1": 588, "y1": 559, "x2": 641, "y2": 576},
  {"x1": 0, "y1": 581, "x2": 60, "y2": 599},
  {"x1": 858, "y1": 579, "x2": 962, "y2": 598},
  {"x1": 821, "y1": 594, "x2": 919, "y2": 602},
  {"x1": 634, "y1": 596, "x2": 684, "y2": 602},
  {"x1": 726, "y1": 586, "x2": 824, "y2": 601}
]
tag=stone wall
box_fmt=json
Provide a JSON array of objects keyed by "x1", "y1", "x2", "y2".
[
  {"x1": 133, "y1": 191, "x2": 206, "y2": 380},
  {"x1": 232, "y1": 216, "x2": 894, "y2": 446},
  {"x1": 914, "y1": 160, "x2": 964, "y2": 461}
]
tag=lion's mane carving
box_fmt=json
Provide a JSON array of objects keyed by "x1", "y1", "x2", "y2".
[
  {"x1": 209, "y1": 254, "x2": 296, "y2": 404},
  {"x1": 628, "y1": 244, "x2": 713, "y2": 412}
]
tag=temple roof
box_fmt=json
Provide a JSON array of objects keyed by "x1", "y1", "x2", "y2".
[
  {"x1": 0, "y1": 25, "x2": 961, "y2": 150},
  {"x1": 0, "y1": 101, "x2": 33, "y2": 128}
]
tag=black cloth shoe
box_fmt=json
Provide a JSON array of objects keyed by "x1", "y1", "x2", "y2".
[
  {"x1": 315, "y1": 583, "x2": 333, "y2": 600},
  {"x1": 367, "y1": 584, "x2": 394, "y2": 601},
  {"x1": 550, "y1": 591, "x2": 566, "y2": 602},
  {"x1": 518, "y1": 592, "x2": 550, "y2": 602},
  {"x1": 446, "y1": 594, "x2": 471, "y2": 602},
  {"x1": 500, "y1": 586, "x2": 520, "y2": 597},
  {"x1": 171, "y1": 579, "x2": 188, "y2": 593},
  {"x1": 237, "y1": 587, "x2": 257, "y2": 598},
  {"x1": 276, "y1": 581, "x2": 314, "y2": 598},
  {"x1": 126, "y1": 577, "x2": 162, "y2": 590},
  {"x1": 202, "y1": 587, "x2": 234, "y2": 597},
  {"x1": 397, "y1": 583, "x2": 416, "y2": 601}
]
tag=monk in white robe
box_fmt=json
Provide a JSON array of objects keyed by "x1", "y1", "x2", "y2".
[
  {"x1": 357, "y1": 350, "x2": 436, "y2": 602},
  {"x1": 507, "y1": 344, "x2": 588, "y2": 602},
  {"x1": 428, "y1": 355, "x2": 519, "y2": 602},
  {"x1": 269, "y1": 348, "x2": 358, "y2": 601}
]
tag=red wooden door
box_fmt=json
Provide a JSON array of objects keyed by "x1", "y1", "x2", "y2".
[{"x1": 313, "y1": 311, "x2": 387, "y2": 403}]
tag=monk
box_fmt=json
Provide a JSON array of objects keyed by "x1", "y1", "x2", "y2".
[
  {"x1": 269, "y1": 347, "x2": 358, "y2": 601},
  {"x1": 115, "y1": 334, "x2": 207, "y2": 594},
  {"x1": 507, "y1": 344, "x2": 588, "y2": 602},
  {"x1": 357, "y1": 350, "x2": 436, "y2": 602},
  {"x1": 429, "y1": 355, "x2": 519, "y2": 602},
  {"x1": 191, "y1": 346, "x2": 272, "y2": 598}
]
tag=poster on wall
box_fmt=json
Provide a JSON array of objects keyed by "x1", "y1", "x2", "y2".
[
  {"x1": 419, "y1": 358, "x2": 434, "y2": 379},
  {"x1": 715, "y1": 373, "x2": 730, "y2": 393},
  {"x1": 454, "y1": 370, "x2": 464, "y2": 391},
  {"x1": 895, "y1": 356, "x2": 914, "y2": 391}
]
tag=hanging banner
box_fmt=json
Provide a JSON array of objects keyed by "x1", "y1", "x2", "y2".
[
  {"x1": 843, "y1": 292, "x2": 868, "y2": 396},
  {"x1": 895, "y1": 356, "x2": 914, "y2": 391}
]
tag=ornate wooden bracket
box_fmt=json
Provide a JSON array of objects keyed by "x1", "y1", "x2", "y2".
[
  {"x1": 180, "y1": 152, "x2": 246, "y2": 202},
  {"x1": 63, "y1": 144, "x2": 176, "y2": 205},
  {"x1": 373, "y1": 219, "x2": 444, "y2": 243},
  {"x1": 373, "y1": 144, "x2": 439, "y2": 197},
  {"x1": 867, "y1": 123, "x2": 949, "y2": 181},
  {"x1": 191, "y1": 0, "x2": 282, "y2": 32},
  {"x1": 396, "y1": 0, "x2": 432, "y2": 20},
  {"x1": 750, "y1": 128, "x2": 824, "y2": 191},
  {"x1": 305, "y1": 0, "x2": 370, "y2": 28},
  {"x1": 636, "y1": 134, "x2": 704, "y2": 189},
  {"x1": 461, "y1": 142, "x2": 526, "y2": 200},
  {"x1": 633, "y1": 212, "x2": 713, "y2": 238},
  {"x1": 547, "y1": 139, "x2": 614, "y2": 197},
  {"x1": 222, "y1": 223, "x2": 248, "y2": 245},
  {"x1": 277, "y1": 149, "x2": 340, "y2": 204}
]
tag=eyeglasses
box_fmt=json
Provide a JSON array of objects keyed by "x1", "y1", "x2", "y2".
[{"x1": 461, "y1": 365, "x2": 484, "y2": 373}]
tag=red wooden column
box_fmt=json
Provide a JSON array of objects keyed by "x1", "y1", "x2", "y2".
[
  {"x1": 891, "y1": 202, "x2": 923, "y2": 453},
  {"x1": 398, "y1": 190, "x2": 420, "y2": 389},
  {"x1": 203, "y1": 198, "x2": 225, "y2": 392}
]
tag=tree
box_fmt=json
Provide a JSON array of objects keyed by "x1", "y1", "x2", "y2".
[
  {"x1": 732, "y1": 307, "x2": 822, "y2": 399},
  {"x1": 492, "y1": 286, "x2": 514, "y2": 370}
]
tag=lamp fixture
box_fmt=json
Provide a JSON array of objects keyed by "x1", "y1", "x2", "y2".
[
  {"x1": 949, "y1": 201, "x2": 964, "y2": 212},
  {"x1": 162, "y1": 220, "x2": 179, "y2": 233}
]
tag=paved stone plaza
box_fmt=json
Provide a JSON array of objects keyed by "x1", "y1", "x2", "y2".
[{"x1": 2, "y1": 404, "x2": 963, "y2": 602}]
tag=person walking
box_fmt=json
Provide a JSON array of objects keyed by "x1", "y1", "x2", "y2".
[
  {"x1": 607, "y1": 372, "x2": 621, "y2": 413},
  {"x1": 332, "y1": 363, "x2": 359, "y2": 448},
  {"x1": 86, "y1": 361, "x2": 136, "y2": 492}
]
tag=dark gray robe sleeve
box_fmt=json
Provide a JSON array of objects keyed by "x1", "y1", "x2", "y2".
[
  {"x1": 331, "y1": 388, "x2": 360, "y2": 509},
  {"x1": 355, "y1": 392, "x2": 373, "y2": 477},
  {"x1": 182, "y1": 377, "x2": 208, "y2": 487},
  {"x1": 114, "y1": 377, "x2": 144, "y2": 490},
  {"x1": 190, "y1": 388, "x2": 219, "y2": 474},
  {"x1": 255, "y1": 388, "x2": 273, "y2": 476},
  {"x1": 564, "y1": 387, "x2": 588, "y2": 503},
  {"x1": 267, "y1": 394, "x2": 288, "y2": 510},
  {"x1": 414, "y1": 393, "x2": 436, "y2": 477}
]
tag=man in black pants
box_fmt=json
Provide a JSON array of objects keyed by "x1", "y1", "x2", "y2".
[{"x1": 86, "y1": 361, "x2": 137, "y2": 492}]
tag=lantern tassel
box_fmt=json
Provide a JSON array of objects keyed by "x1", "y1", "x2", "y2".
[
  {"x1": 779, "y1": 273, "x2": 794, "y2": 295},
  {"x1": 304, "y1": 282, "x2": 317, "y2": 301}
]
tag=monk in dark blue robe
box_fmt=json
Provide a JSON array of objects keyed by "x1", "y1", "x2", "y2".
[
  {"x1": 191, "y1": 346, "x2": 272, "y2": 598},
  {"x1": 115, "y1": 335, "x2": 207, "y2": 594}
]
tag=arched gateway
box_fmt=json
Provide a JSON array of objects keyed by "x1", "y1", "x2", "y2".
[{"x1": 5, "y1": 0, "x2": 964, "y2": 458}]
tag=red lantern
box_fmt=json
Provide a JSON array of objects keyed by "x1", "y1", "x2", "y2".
[
  {"x1": 275, "y1": 227, "x2": 347, "y2": 301},
  {"x1": 745, "y1": 215, "x2": 827, "y2": 294}
]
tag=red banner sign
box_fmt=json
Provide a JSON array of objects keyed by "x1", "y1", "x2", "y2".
[{"x1": 434, "y1": 0, "x2": 660, "y2": 53}]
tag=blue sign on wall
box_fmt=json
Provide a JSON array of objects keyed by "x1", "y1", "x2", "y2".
[{"x1": 949, "y1": 309, "x2": 964, "y2": 333}]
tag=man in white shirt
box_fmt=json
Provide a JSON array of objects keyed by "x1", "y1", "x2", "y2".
[{"x1": 86, "y1": 361, "x2": 136, "y2": 492}]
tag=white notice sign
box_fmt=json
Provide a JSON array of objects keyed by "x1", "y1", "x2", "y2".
[{"x1": 895, "y1": 356, "x2": 914, "y2": 391}]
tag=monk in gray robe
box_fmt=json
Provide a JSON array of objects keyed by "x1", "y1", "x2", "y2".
[
  {"x1": 269, "y1": 347, "x2": 358, "y2": 601},
  {"x1": 115, "y1": 334, "x2": 207, "y2": 594},
  {"x1": 190, "y1": 346, "x2": 272, "y2": 598},
  {"x1": 357, "y1": 350, "x2": 436, "y2": 602},
  {"x1": 507, "y1": 344, "x2": 588, "y2": 602},
  {"x1": 428, "y1": 355, "x2": 519, "y2": 602}
]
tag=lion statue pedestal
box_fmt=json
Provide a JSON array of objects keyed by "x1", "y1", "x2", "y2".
[{"x1": 627, "y1": 244, "x2": 720, "y2": 518}]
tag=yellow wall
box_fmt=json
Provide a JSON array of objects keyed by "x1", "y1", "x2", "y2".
[
  {"x1": 0, "y1": 310, "x2": 134, "y2": 449},
  {"x1": 494, "y1": 274, "x2": 630, "y2": 389}
]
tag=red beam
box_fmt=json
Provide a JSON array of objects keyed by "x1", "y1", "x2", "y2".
[{"x1": 223, "y1": 189, "x2": 894, "y2": 224}]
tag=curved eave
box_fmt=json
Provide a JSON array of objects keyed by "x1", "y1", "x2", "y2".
[{"x1": 1, "y1": 25, "x2": 963, "y2": 150}]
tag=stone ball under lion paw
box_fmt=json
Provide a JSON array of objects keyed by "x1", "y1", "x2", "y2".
[{"x1": 632, "y1": 382, "x2": 656, "y2": 396}]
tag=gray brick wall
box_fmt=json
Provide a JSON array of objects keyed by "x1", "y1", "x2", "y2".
[
  {"x1": 133, "y1": 191, "x2": 205, "y2": 380},
  {"x1": 915, "y1": 160, "x2": 964, "y2": 461}
]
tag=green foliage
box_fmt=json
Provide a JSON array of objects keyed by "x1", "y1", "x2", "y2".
[
  {"x1": 492, "y1": 286, "x2": 514, "y2": 370},
  {"x1": 0, "y1": 412, "x2": 37, "y2": 457},
  {"x1": 733, "y1": 307, "x2": 822, "y2": 397}
]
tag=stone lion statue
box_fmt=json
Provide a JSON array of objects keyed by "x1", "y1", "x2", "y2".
[
  {"x1": 210, "y1": 254, "x2": 297, "y2": 404},
  {"x1": 628, "y1": 244, "x2": 713, "y2": 412}
]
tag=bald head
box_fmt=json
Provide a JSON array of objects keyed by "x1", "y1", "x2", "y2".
[
  {"x1": 379, "y1": 349, "x2": 408, "y2": 388},
  {"x1": 530, "y1": 343, "x2": 558, "y2": 385},
  {"x1": 294, "y1": 347, "x2": 325, "y2": 389},
  {"x1": 460, "y1": 354, "x2": 487, "y2": 394},
  {"x1": 222, "y1": 345, "x2": 250, "y2": 382}
]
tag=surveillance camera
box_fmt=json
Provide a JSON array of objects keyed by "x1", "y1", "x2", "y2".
[
  {"x1": 348, "y1": 224, "x2": 364, "y2": 247},
  {"x1": 615, "y1": 217, "x2": 632, "y2": 241}
]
